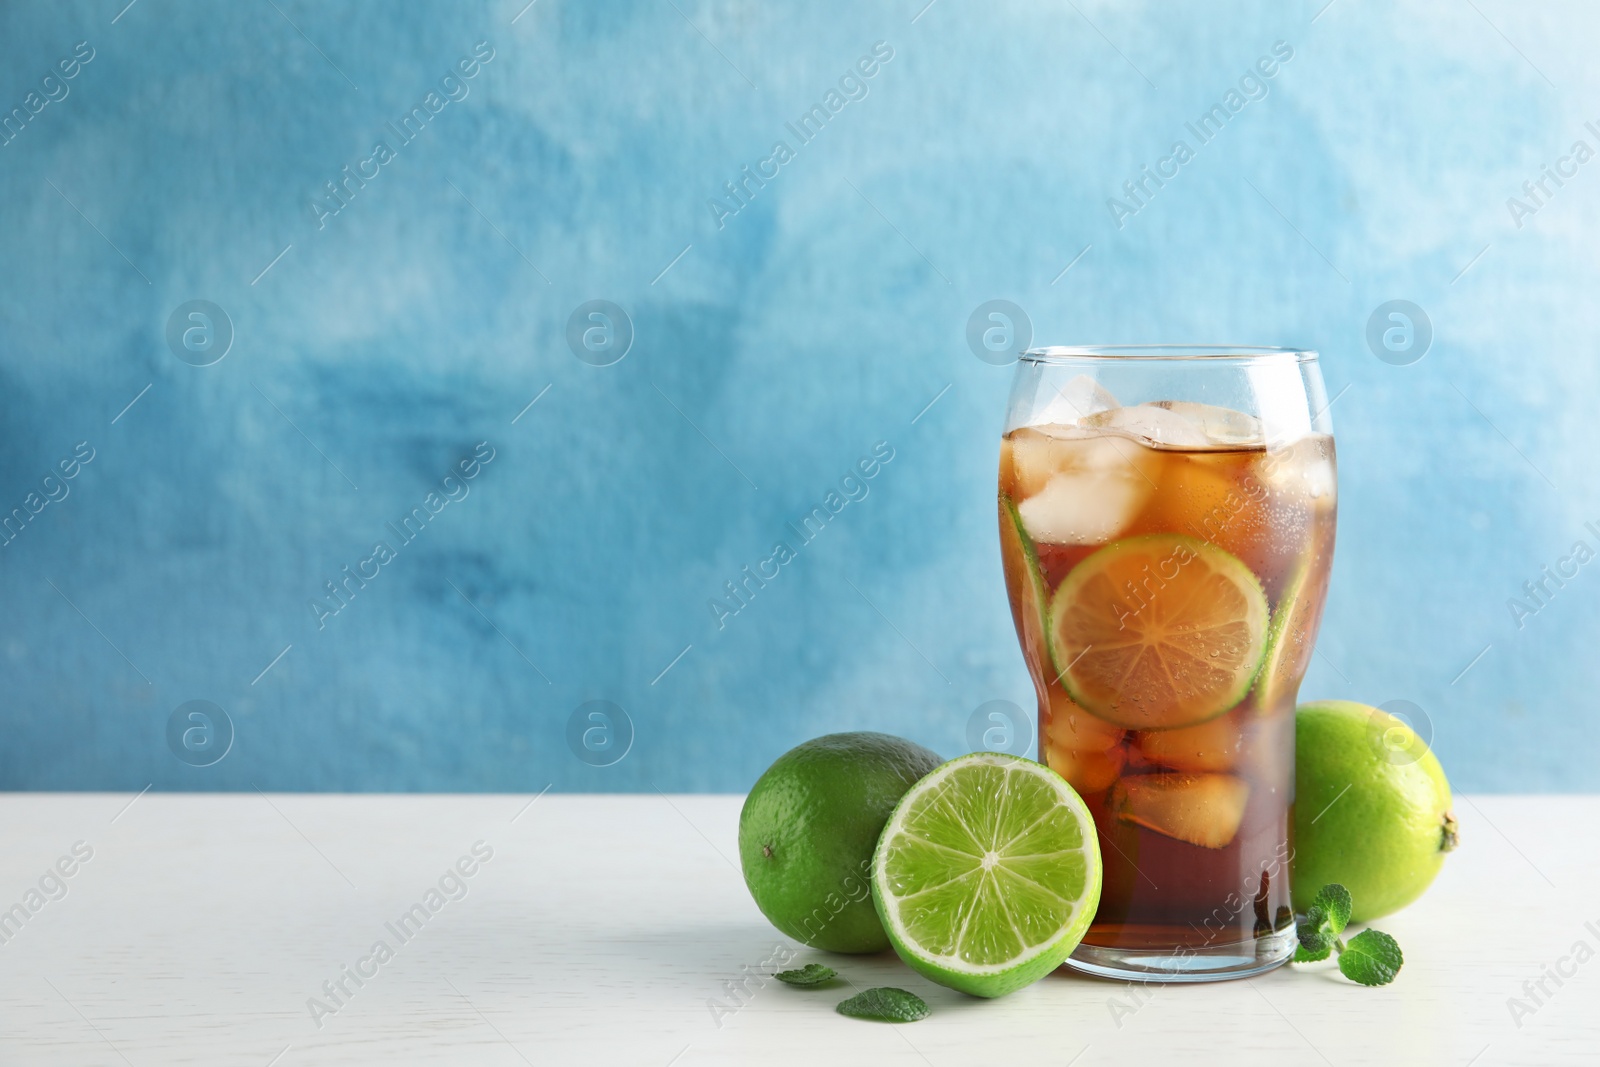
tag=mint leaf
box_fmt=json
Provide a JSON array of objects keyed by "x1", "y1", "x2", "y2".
[
  {"x1": 1296, "y1": 905, "x2": 1331, "y2": 954},
  {"x1": 1293, "y1": 941, "x2": 1331, "y2": 963},
  {"x1": 836, "y1": 987, "x2": 930, "y2": 1022},
  {"x1": 774, "y1": 963, "x2": 837, "y2": 988},
  {"x1": 1338, "y1": 929, "x2": 1403, "y2": 986},
  {"x1": 1310, "y1": 884, "x2": 1353, "y2": 935}
]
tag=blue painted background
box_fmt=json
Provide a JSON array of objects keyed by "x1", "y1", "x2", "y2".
[{"x1": 1, "y1": 0, "x2": 1593, "y2": 793}]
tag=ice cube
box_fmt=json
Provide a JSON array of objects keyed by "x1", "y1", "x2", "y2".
[
  {"x1": 1012, "y1": 433, "x2": 1158, "y2": 544},
  {"x1": 1138, "y1": 449, "x2": 1269, "y2": 568},
  {"x1": 1260, "y1": 434, "x2": 1337, "y2": 505},
  {"x1": 1151, "y1": 401, "x2": 1265, "y2": 448},
  {"x1": 1033, "y1": 374, "x2": 1119, "y2": 426},
  {"x1": 1082, "y1": 403, "x2": 1211, "y2": 449},
  {"x1": 1044, "y1": 740, "x2": 1124, "y2": 795},
  {"x1": 1008, "y1": 424, "x2": 1092, "y2": 498},
  {"x1": 1112, "y1": 773, "x2": 1250, "y2": 849},
  {"x1": 1046, "y1": 687, "x2": 1125, "y2": 752},
  {"x1": 1134, "y1": 715, "x2": 1242, "y2": 773}
]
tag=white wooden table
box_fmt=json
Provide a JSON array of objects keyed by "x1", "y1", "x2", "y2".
[{"x1": 0, "y1": 793, "x2": 1588, "y2": 1065}]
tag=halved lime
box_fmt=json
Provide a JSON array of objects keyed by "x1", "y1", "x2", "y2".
[
  {"x1": 871, "y1": 753, "x2": 1101, "y2": 998},
  {"x1": 1048, "y1": 533, "x2": 1269, "y2": 730}
]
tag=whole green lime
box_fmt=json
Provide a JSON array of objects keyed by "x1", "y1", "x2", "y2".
[
  {"x1": 1293, "y1": 701, "x2": 1457, "y2": 922},
  {"x1": 739, "y1": 732, "x2": 942, "y2": 953}
]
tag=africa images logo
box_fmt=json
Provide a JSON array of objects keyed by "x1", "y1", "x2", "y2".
[
  {"x1": 1106, "y1": 40, "x2": 1294, "y2": 229},
  {"x1": 307, "y1": 41, "x2": 496, "y2": 230},
  {"x1": 707, "y1": 41, "x2": 895, "y2": 230}
]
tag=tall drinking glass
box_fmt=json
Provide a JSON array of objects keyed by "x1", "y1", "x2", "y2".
[{"x1": 998, "y1": 347, "x2": 1336, "y2": 981}]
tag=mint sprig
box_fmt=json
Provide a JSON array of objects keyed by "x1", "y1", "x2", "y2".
[
  {"x1": 835, "y1": 987, "x2": 930, "y2": 1022},
  {"x1": 1293, "y1": 882, "x2": 1403, "y2": 986},
  {"x1": 774, "y1": 963, "x2": 838, "y2": 987}
]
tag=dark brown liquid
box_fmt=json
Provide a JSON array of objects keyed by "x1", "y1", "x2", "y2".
[{"x1": 1000, "y1": 429, "x2": 1336, "y2": 951}]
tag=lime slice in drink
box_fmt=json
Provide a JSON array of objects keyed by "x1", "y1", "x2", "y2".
[
  {"x1": 999, "y1": 494, "x2": 1049, "y2": 645},
  {"x1": 871, "y1": 753, "x2": 1101, "y2": 998},
  {"x1": 1251, "y1": 552, "x2": 1321, "y2": 714},
  {"x1": 1048, "y1": 533, "x2": 1269, "y2": 730}
]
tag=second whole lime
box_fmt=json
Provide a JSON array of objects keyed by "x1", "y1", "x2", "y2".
[
  {"x1": 739, "y1": 732, "x2": 942, "y2": 954},
  {"x1": 1292, "y1": 700, "x2": 1457, "y2": 922}
]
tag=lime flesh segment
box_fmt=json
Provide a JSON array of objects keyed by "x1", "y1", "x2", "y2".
[
  {"x1": 1048, "y1": 533, "x2": 1269, "y2": 730},
  {"x1": 872, "y1": 753, "x2": 1102, "y2": 998}
]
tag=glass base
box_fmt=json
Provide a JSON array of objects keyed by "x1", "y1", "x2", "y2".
[{"x1": 1065, "y1": 927, "x2": 1296, "y2": 983}]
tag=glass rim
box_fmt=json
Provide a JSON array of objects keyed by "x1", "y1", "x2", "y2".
[{"x1": 1020, "y1": 345, "x2": 1318, "y2": 363}]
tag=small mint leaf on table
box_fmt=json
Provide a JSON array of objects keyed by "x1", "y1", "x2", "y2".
[
  {"x1": 1338, "y1": 929, "x2": 1404, "y2": 986},
  {"x1": 774, "y1": 963, "x2": 837, "y2": 988},
  {"x1": 836, "y1": 987, "x2": 930, "y2": 1022},
  {"x1": 1310, "y1": 883, "x2": 1353, "y2": 935}
]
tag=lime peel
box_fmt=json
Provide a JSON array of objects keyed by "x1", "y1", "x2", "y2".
[
  {"x1": 1252, "y1": 549, "x2": 1317, "y2": 713},
  {"x1": 1000, "y1": 493, "x2": 1050, "y2": 649}
]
